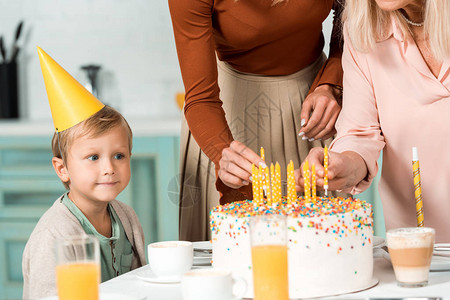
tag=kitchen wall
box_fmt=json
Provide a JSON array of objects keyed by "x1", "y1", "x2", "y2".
[{"x1": 0, "y1": 0, "x2": 333, "y2": 122}]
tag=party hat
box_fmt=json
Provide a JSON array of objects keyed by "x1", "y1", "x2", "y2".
[{"x1": 37, "y1": 47, "x2": 104, "y2": 132}]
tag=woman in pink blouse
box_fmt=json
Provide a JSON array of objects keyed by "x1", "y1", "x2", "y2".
[{"x1": 297, "y1": 0, "x2": 450, "y2": 242}]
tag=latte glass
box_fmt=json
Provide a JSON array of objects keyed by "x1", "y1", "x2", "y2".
[{"x1": 386, "y1": 227, "x2": 435, "y2": 287}]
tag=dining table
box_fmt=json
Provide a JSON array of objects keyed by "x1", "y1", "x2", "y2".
[{"x1": 101, "y1": 256, "x2": 450, "y2": 300}]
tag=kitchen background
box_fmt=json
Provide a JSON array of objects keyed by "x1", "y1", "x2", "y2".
[{"x1": 0, "y1": 1, "x2": 382, "y2": 299}]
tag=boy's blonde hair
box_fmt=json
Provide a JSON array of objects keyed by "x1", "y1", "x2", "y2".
[
  {"x1": 52, "y1": 105, "x2": 133, "y2": 190},
  {"x1": 344, "y1": 0, "x2": 450, "y2": 61}
]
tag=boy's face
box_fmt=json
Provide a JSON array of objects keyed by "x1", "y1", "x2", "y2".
[{"x1": 64, "y1": 125, "x2": 131, "y2": 205}]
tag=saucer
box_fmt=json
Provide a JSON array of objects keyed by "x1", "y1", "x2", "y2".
[
  {"x1": 193, "y1": 241, "x2": 212, "y2": 252},
  {"x1": 373, "y1": 236, "x2": 385, "y2": 248},
  {"x1": 431, "y1": 249, "x2": 450, "y2": 271},
  {"x1": 135, "y1": 268, "x2": 181, "y2": 284}
]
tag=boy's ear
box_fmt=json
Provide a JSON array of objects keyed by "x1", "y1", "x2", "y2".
[{"x1": 52, "y1": 157, "x2": 70, "y2": 183}]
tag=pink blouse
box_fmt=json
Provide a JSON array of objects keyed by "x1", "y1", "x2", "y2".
[{"x1": 331, "y1": 20, "x2": 450, "y2": 242}]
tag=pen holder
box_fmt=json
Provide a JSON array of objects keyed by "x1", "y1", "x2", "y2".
[{"x1": 0, "y1": 62, "x2": 19, "y2": 118}]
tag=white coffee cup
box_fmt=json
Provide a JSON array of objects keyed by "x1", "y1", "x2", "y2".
[
  {"x1": 148, "y1": 241, "x2": 193, "y2": 278},
  {"x1": 181, "y1": 268, "x2": 247, "y2": 300}
]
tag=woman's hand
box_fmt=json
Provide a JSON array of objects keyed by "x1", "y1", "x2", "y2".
[
  {"x1": 218, "y1": 141, "x2": 266, "y2": 189},
  {"x1": 298, "y1": 84, "x2": 342, "y2": 141},
  {"x1": 295, "y1": 147, "x2": 367, "y2": 192}
]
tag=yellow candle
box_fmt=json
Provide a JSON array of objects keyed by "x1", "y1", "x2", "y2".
[
  {"x1": 303, "y1": 160, "x2": 310, "y2": 202},
  {"x1": 412, "y1": 147, "x2": 424, "y2": 227},
  {"x1": 259, "y1": 164, "x2": 264, "y2": 204},
  {"x1": 324, "y1": 146, "x2": 329, "y2": 196},
  {"x1": 265, "y1": 166, "x2": 271, "y2": 205},
  {"x1": 287, "y1": 162, "x2": 291, "y2": 204},
  {"x1": 275, "y1": 162, "x2": 281, "y2": 203},
  {"x1": 252, "y1": 164, "x2": 259, "y2": 203},
  {"x1": 260, "y1": 147, "x2": 265, "y2": 161},
  {"x1": 270, "y1": 163, "x2": 276, "y2": 204},
  {"x1": 311, "y1": 164, "x2": 316, "y2": 202}
]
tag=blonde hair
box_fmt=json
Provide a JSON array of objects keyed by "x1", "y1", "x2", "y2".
[
  {"x1": 52, "y1": 105, "x2": 133, "y2": 189},
  {"x1": 344, "y1": 0, "x2": 450, "y2": 61}
]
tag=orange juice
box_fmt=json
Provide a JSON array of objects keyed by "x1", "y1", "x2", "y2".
[
  {"x1": 251, "y1": 245, "x2": 289, "y2": 300},
  {"x1": 56, "y1": 262, "x2": 100, "y2": 300}
]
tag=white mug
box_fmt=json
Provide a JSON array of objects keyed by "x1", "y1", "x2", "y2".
[
  {"x1": 182, "y1": 268, "x2": 247, "y2": 300},
  {"x1": 148, "y1": 241, "x2": 193, "y2": 278}
]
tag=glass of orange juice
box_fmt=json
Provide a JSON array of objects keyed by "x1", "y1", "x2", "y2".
[
  {"x1": 56, "y1": 235, "x2": 100, "y2": 300},
  {"x1": 249, "y1": 214, "x2": 288, "y2": 300}
]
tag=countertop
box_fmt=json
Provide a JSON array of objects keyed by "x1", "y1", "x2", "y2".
[{"x1": 0, "y1": 118, "x2": 182, "y2": 137}]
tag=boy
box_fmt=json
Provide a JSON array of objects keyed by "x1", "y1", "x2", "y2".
[{"x1": 22, "y1": 48, "x2": 146, "y2": 299}]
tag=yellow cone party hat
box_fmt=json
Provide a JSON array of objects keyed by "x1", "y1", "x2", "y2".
[{"x1": 37, "y1": 47, "x2": 104, "y2": 132}]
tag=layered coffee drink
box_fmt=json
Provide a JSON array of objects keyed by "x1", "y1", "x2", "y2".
[{"x1": 387, "y1": 227, "x2": 435, "y2": 287}]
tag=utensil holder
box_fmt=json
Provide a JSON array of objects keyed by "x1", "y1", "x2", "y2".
[{"x1": 0, "y1": 62, "x2": 19, "y2": 118}]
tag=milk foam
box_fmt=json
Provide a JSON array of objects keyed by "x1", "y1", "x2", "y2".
[{"x1": 387, "y1": 228, "x2": 435, "y2": 249}]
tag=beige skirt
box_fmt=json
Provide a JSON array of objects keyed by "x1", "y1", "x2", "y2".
[{"x1": 179, "y1": 53, "x2": 331, "y2": 241}]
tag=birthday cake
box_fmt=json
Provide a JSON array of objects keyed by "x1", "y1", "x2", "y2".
[{"x1": 210, "y1": 197, "x2": 373, "y2": 298}]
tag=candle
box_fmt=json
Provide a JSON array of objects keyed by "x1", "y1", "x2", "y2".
[
  {"x1": 412, "y1": 147, "x2": 424, "y2": 227},
  {"x1": 287, "y1": 161, "x2": 295, "y2": 205},
  {"x1": 270, "y1": 163, "x2": 276, "y2": 204},
  {"x1": 303, "y1": 160, "x2": 310, "y2": 202},
  {"x1": 259, "y1": 164, "x2": 264, "y2": 204},
  {"x1": 260, "y1": 147, "x2": 265, "y2": 161},
  {"x1": 264, "y1": 166, "x2": 271, "y2": 205},
  {"x1": 252, "y1": 164, "x2": 259, "y2": 203},
  {"x1": 311, "y1": 164, "x2": 316, "y2": 202},
  {"x1": 275, "y1": 162, "x2": 281, "y2": 203},
  {"x1": 324, "y1": 146, "x2": 329, "y2": 196}
]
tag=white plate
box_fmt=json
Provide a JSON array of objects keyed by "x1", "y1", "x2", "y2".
[
  {"x1": 193, "y1": 255, "x2": 212, "y2": 266},
  {"x1": 193, "y1": 241, "x2": 212, "y2": 252},
  {"x1": 135, "y1": 268, "x2": 181, "y2": 284},
  {"x1": 39, "y1": 293, "x2": 140, "y2": 300},
  {"x1": 431, "y1": 249, "x2": 450, "y2": 271}
]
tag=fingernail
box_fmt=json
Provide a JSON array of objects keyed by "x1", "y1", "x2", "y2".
[
  {"x1": 259, "y1": 162, "x2": 267, "y2": 168},
  {"x1": 308, "y1": 138, "x2": 315, "y2": 142},
  {"x1": 301, "y1": 119, "x2": 306, "y2": 126},
  {"x1": 242, "y1": 180, "x2": 249, "y2": 185},
  {"x1": 302, "y1": 136, "x2": 308, "y2": 140},
  {"x1": 249, "y1": 176, "x2": 253, "y2": 182},
  {"x1": 298, "y1": 132, "x2": 305, "y2": 137}
]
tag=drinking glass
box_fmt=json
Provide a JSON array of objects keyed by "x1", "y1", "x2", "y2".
[
  {"x1": 249, "y1": 214, "x2": 289, "y2": 300},
  {"x1": 386, "y1": 227, "x2": 435, "y2": 287},
  {"x1": 56, "y1": 235, "x2": 100, "y2": 300}
]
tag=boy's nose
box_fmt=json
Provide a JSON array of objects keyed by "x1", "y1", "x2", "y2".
[{"x1": 103, "y1": 159, "x2": 115, "y2": 175}]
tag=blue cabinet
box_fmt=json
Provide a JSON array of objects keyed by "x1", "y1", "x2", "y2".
[{"x1": 0, "y1": 135, "x2": 180, "y2": 299}]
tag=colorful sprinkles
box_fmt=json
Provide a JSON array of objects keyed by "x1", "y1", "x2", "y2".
[{"x1": 210, "y1": 196, "x2": 373, "y2": 251}]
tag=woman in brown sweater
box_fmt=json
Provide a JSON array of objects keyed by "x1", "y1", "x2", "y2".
[{"x1": 169, "y1": 0, "x2": 344, "y2": 241}]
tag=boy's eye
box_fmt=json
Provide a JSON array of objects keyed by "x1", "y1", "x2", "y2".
[
  {"x1": 114, "y1": 153, "x2": 125, "y2": 160},
  {"x1": 88, "y1": 155, "x2": 99, "y2": 161}
]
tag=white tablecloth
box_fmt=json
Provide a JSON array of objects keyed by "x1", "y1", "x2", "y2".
[{"x1": 101, "y1": 258, "x2": 450, "y2": 299}]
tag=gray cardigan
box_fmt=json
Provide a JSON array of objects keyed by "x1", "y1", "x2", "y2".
[{"x1": 22, "y1": 196, "x2": 147, "y2": 299}]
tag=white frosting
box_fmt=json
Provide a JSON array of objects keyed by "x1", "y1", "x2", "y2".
[{"x1": 211, "y1": 206, "x2": 373, "y2": 298}]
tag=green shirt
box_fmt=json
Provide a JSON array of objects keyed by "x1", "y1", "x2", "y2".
[{"x1": 61, "y1": 194, "x2": 134, "y2": 282}]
